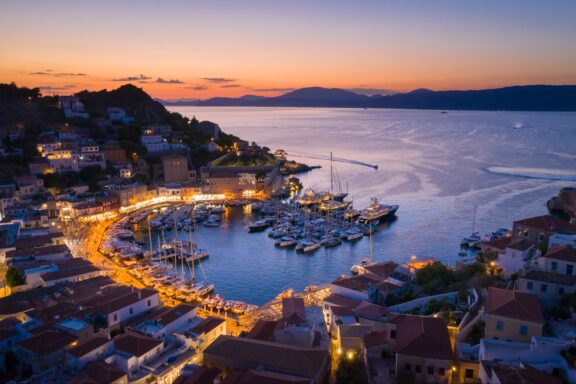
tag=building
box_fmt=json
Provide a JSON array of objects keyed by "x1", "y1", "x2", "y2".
[
  {"x1": 107, "y1": 183, "x2": 150, "y2": 207},
  {"x1": 60, "y1": 96, "x2": 90, "y2": 119},
  {"x1": 199, "y1": 166, "x2": 279, "y2": 197},
  {"x1": 141, "y1": 133, "x2": 170, "y2": 153},
  {"x1": 80, "y1": 359, "x2": 128, "y2": 384},
  {"x1": 67, "y1": 336, "x2": 115, "y2": 370},
  {"x1": 393, "y1": 314, "x2": 454, "y2": 384},
  {"x1": 548, "y1": 233, "x2": 576, "y2": 250},
  {"x1": 101, "y1": 142, "x2": 128, "y2": 164},
  {"x1": 479, "y1": 360, "x2": 563, "y2": 384},
  {"x1": 496, "y1": 239, "x2": 537, "y2": 276},
  {"x1": 512, "y1": 215, "x2": 576, "y2": 243},
  {"x1": 111, "y1": 332, "x2": 164, "y2": 375},
  {"x1": 484, "y1": 287, "x2": 544, "y2": 343},
  {"x1": 90, "y1": 285, "x2": 161, "y2": 329},
  {"x1": 134, "y1": 303, "x2": 197, "y2": 340},
  {"x1": 16, "y1": 330, "x2": 78, "y2": 373},
  {"x1": 107, "y1": 107, "x2": 134, "y2": 125},
  {"x1": 203, "y1": 335, "x2": 330, "y2": 384},
  {"x1": 518, "y1": 246, "x2": 576, "y2": 308},
  {"x1": 479, "y1": 336, "x2": 573, "y2": 381},
  {"x1": 175, "y1": 316, "x2": 226, "y2": 359},
  {"x1": 163, "y1": 155, "x2": 192, "y2": 183}
]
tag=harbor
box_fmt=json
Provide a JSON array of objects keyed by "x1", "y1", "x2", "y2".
[{"x1": 97, "y1": 185, "x2": 400, "y2": 310}]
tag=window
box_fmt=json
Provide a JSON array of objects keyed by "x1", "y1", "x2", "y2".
[
  {"x1": 427, "y1": 366, "x2": 434, "y2": 375},
  {"x1": 551, "y1": 261, "x2": 558, "y2": 271},
  {"x1": 113, "y1": 314, "x2": 118, "y2": 322},
  {"x1": 438, "y1": 367, "x2": 445, "y2": 376},
  {"x1": 527, "y1": 281, "x2": 534, "y2": 290},
  {"x1": 415, "y1": 365, "x2": 421, "y2": 373},
  {"x1": 404, "y1": 363, "x2": 411, "y2": 372},
  {"x1": 520, "y1": 325, "x2": 528, "y2": 335},
  {"x1": 567, "y1": 265, "x2": 574, "y2": 276},
  {"x1": 390, "y1": 330, "x2": 396, "y2": 339},
  {"x1": 129, "y1": 307, "x2": 134, "y2": 315},
  {"x1": 541, "y1": 284, "x2": 548, "y2": 292},
  {"x1": 496, "y1": 321, "x2": 504, "y2": 331},
  {"x1": 465, "y1": 369, "x2": 474, "y2": 379},
  {"x1": 148, "y1": 300, "x2": 152, "y2": 307},
  {"x1": 560, "y1": 287, "x2": 565, "y2": 295}
]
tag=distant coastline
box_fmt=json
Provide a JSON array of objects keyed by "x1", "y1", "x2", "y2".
[{"x1": 159, "y1": 85, "x2": 576, "y2": 112}]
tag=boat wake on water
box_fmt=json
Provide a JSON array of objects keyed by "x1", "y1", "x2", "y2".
[{"x1": 485, "y1": 166, "x2": 576, "y2": 181}]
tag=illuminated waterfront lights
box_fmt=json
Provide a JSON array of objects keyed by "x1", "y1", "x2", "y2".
[
  {"x1": 346, "y1": 351, "x2": 354, "y2": 360},
  {"x1": 337, "y1": 348, "x2": 342, "y2": 355}
]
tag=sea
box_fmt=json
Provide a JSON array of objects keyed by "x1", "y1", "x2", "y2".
[{"x1": 155, "y1": 107, "x2": 576, "y2": 305}]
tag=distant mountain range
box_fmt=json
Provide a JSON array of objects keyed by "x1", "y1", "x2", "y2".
[{"x1": 159, "y1": 85, "x2": 576, "y2": 111}]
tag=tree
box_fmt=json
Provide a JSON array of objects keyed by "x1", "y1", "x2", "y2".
[
  {"x1": 335, "y1": 356, "x2": 368, "y2": 384},
  {"x1": 5, "y1": 267, "x2": 25, "y2": 287}
]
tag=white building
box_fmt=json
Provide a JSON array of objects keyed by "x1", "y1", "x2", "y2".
[{"x1": 497, "y1": 240, "x2": 537, "y2": 276}]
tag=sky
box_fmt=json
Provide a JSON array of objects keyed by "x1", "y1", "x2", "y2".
[{"x1": 1, "y1": 0, "x2": 576, "y2": 99}]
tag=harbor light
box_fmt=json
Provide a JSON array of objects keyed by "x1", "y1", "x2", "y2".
[
  {"x1": 337, "y1": 348, "x2": 342, "y2": 355},
  {"x1": 347, "y1": 351, "x2": 354, "y2": 360}
]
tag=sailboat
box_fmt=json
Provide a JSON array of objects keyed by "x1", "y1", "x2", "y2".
[
  {"x1": 460, "y1": 205, "x2": 481, "y2": 248},
  {"x1": 329, "y1": 152, "x2": 348, "y2": 201},
  {"x1": 351, "y1": 222, "x2": 376, "y2": 274}
]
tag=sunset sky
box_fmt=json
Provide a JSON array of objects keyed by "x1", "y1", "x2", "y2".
[{"x1": 1, "y1": 0, "x2": 576, "y2": 99}]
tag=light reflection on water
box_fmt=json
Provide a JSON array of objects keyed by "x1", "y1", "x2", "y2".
[{"x1": 147, "y1": 107, "x2": 576, "y2": 305}]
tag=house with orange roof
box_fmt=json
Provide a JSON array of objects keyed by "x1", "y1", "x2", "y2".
[
  {"x1": 484, "y1": 287, "x2": 544, "y2": 343},
  {"x1": 512, "y1": 215, "x2": 576, "y2": 243},
  {"x1": 393, "y1": 314, "x2": 454, "y2": 383}
]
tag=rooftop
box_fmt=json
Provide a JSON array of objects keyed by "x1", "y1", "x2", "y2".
[
  {"x1": 18, "y1": 330, "x2": 77, "y2": 355},
  {"x1": 393, "y1": 314, "x2": 453, "y2": 360},
  {"x1": 514, "y1": 215, "x2": 576, "y2": 234},
  {"x1": 543, "y1": 246, "x2": 576, "y2": 262},
  {"x1": 521, "y1": 269, "x2": 576, "y2": 285},
  {"x1": 485, "y1": 287, "x2": 544, "y2": 324},
  {"x1": 114, "y1": 332, "x2": 162, "y2": 357},
  {"x1": 68, "y1": 336, "x2": 111, "y2": 358},
  {"x1": 82, "y1": 360, "x2": 127, "y2": 384},
  {"x1": 189, "y1": 316, "x2": 224, "y2": 335},
  {"x1": 204, "y1": 335, "x2": 329, "y2": 379}
]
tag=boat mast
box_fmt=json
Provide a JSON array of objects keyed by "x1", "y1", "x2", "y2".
[
  {"x1": 330, "y1": 152, "x2": 333, "y2": 193},
  {"x1": 147, "y1": 216, "x2": 153, "y2": 257},
  {"x1": 472, "y1": 205, "x2": 477, "y2": 235},
  {"x1": 188, "y1": 227, "x2": 195, "y2": 283}
]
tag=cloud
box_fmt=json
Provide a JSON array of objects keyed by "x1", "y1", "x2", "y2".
[
  {"x1": 112, "y1": 74, "x2": 151, "y2": 81},
  {"x1": 252, "y1": 87, "x2": 295, "y2": 92},
  {"x1": 38, "y1": 85, "x2": 76, "y2": 91},
  {"x1": 54, "y1": 72, "x2": 87, "y2": 77},
  {"x1": 347, "y1": 87, "x2": 396, "y2": 96},
  {"x1": 202, "y1": 77, "x2": 236, "y2": 83},
  {"x1": 156, "y1": 77, "x2": 184, "y2": 84},
  {"x1": 221, "y1": 84, "x2": 242, "y2": 88},
  {"x1": 186, "y1": 85, "x2": 208, "y2": 91},
  {"x1": 30, "y1": 71, "x2": 51, "y2": 75}
]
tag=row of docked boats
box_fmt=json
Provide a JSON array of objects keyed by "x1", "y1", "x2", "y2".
[
  {"x1": 247, "y1": 192, "x2": 398, "y2": 254},
  {"x1": 201, "y1": 295, "x2": 258, "y2": 315}
]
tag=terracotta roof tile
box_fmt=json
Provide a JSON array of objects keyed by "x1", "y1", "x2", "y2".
[
  {"x1": 514, "y1": 215, "x2": 576, "y2": 234},
  {"x1": 394, "y1": 314, "x2": 453, "y2": 360},
  {"x1": 543, "y1": 246, "x2": 576, "y2": 262},
  {"x1": 114, "y1": 332, "x2": 162, "y2": 357},
  {"x1": 485, "y1": 287, "x2": 544, "y2": 324},
  {"x1": 190, "y1": 317, "x2": 224, "y2": 335}
]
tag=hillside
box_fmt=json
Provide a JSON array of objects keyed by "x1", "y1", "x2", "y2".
[{"x1": 180, "y1": 85, "x2": 576, "y2": 111}]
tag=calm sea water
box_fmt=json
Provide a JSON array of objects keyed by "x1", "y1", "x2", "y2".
[{"x1": 161, "y1": 107, "x2": 576, "y2": 305}]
